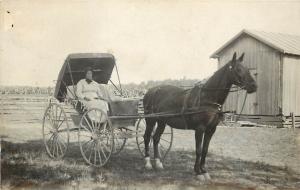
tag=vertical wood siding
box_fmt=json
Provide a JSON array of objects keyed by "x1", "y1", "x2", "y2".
[
  {"x1": 282, "y1": 55, "x2": 300, "y2": 115},
  {"x1": 217, "y1": 34, "x2": 281, "y2": 115}
]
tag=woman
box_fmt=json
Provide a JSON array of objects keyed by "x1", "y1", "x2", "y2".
[{"x1": 76, "y1": 67, "x2": 111, "y2": 120}]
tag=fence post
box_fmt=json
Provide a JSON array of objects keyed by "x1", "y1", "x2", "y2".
[{"x1": 291, "y1": 112, "x2": 295, "y2": 129}]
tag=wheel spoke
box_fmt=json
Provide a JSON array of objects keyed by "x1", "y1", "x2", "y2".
[
  {"x1": 52, "y1": 136, "x2": 57, "y2": 156},
  {"x1": 88, "y1": 141, "x2": 96, "y2": 162},
  {"x1": 95, "y1": 119, "x2": 101, "y2": 129},
  {"x1": 57, "y1": 109, "x2": 62, "y2": 124},
  {"x1": 102, "y1": 121, "x2": 108, "y2": 132},
  {"x1": 159, "y1": 142, "x2": 166, "y2": 151},
  {"x1": 47, "y1": 134, "x2": 55, "y2": 154},
  {"x1": 58, "y1": 138, "x2": 67, "y2": 151},
  {"x1": 138, "y1": 140, "x2": 144, "y2": 145},
  {"x1": 80, "y1": 134, "x2": 92, "y2": 138},
  {"x1": 55, "y1": 136, "x2": 59, "y2": 157},
  {"x1": 80, "y1": 123, "x2": 91, "y2": 133},
  {"x1": 159, "y1": 142, "x2": 166, "y2": 156},
  {"x1": 94, "y1": 143, "x2": 97, "y2": 164},
  {"x1": 82, "y1": 139, "x2": 93, "y2": 147},
  {"x1": 57, "y1": 118, "x2": 65, "y2": 130},
  {"x1": 84, "y1": 116, "x2": 94, "y2": 133},
  {"x1": 97, "y1": 148, "x2": 102, "y2": 165},
  {"x1": 51, "y1": 107, "x2": 55, "y2": 125},
  {"x1": 44, "y1": 131, "x2": 53, "y2": 136},
  {"x1": 91, "y1": 116, "x2": 95, "y2": 129},
  {"x1": 114, "y1": 138, "x2": 120, "y2": 148},
  {"x1": 100, "y1": 141, "x2": 111, "y2": 153},
  {"x1": 100, "y1": 146, "x2": 107, "y2": 161},
  {"x1": 59, "y1": 141, "x2": 64, "y2": 156},
  {"x1": 99, "y1": 111, "x2": 103, "y2": 123},
  {"x1": 83, "y1": 141, "x2": 93, "y2": 155},
  {"x1": 47, "y1": 112, "x2": 55, "y2": 127},
  {"x1": 55, "y1": 105, "x2": 58, "y2": 125},
  {"x1": 160, "y1": 138, "x2": 170, "y2": 143},
  {"x1": 45, "y1": 115, "x2": 54, "y2": 129}
]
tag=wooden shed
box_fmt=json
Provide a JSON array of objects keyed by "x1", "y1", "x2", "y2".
[{"x1": 210, "y1": 29, "x2": 300, "y2": 119}]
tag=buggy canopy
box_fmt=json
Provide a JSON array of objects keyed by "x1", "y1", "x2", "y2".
[{"x1": 54, "y1": 53, "x2": 115, "y2": 102}]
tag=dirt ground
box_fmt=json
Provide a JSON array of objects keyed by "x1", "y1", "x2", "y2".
[{"x1": 1, "y1": 120, "x2": 300, "y2": 190}]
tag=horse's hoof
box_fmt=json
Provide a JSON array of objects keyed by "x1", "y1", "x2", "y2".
[
  {"x1": 155, "y1": 159, "x2": 164, "y2": 170},
  {"x1": 204, "y1": 173, "x2": 211, "y2": 181},
  {"x1": 196, "y1": 174, "x2": 205, "y2": 181},
  {"x1": 145, "y1": 157, "x2": 153, "y2": 170},
  {"x1": 145, "y1": 163, "x2": 153, "y2": 170}
]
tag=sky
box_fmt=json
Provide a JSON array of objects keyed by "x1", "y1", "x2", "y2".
[{"x1": 0, "y1": 0, "x2": 300, "y2": 86}]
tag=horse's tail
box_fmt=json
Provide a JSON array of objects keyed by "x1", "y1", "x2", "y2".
[{"x1": 143, "y1": 86, "x2": 159, "y2": 114}]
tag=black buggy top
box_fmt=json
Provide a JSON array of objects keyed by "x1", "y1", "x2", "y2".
[{"x1": 54, "y1": 53, "x2": 116, "y2": 102}]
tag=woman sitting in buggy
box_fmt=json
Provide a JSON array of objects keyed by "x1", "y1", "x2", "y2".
[{"x1": 76, "y1": 67, "x2": 112, "y2": 122}]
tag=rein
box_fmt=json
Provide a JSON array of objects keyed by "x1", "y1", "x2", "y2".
[
  {"x1": 236, "y1": 92, "x2": 248, "y2": 121},
  {"x1": 198, "y1": 86, "x2": 244, "y2": 92}
]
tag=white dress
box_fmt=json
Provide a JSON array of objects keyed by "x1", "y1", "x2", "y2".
[{"x1": 76, "y1": 79, "x2": 109, "y2": 122}]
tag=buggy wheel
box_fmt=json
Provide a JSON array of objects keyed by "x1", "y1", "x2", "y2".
[
  {"x1": 136, "y1": 118, "x2": 173, "y2": 161},
  {"x1": 42, "y1": 103, "x2": 69, "y2": 159},
  {"x1": 112, "y1": 128, "x2": 127, "y2": 155},
  {"x1": 78, "y1": 108, "x2": 114, "y2": 167}
]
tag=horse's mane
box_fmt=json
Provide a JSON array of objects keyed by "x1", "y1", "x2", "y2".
[{"x1": 203, "y1": 63, "x2": 230, "y2": 89}]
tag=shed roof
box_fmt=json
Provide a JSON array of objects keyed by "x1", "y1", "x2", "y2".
[{"x1": 210, "y1": 29, "x2": 300, "y2": 58}]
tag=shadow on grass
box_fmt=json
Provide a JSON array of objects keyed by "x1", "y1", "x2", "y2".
[{"x1": 1, "y1": 139, "x2": 300, "y2": 189}]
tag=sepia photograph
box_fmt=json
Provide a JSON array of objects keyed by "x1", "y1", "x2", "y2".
[{"x1": 0, "y1": 0, "x2": 300, "y2": 189}]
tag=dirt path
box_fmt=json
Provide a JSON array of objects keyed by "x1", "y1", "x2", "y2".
[{"x1": 1, "y1": 121, "x2": 300, "y2": 190}]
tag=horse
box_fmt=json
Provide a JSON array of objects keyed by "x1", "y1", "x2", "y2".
[{"x1": 142, "y1": 52, "x2": 257, "y2": 180}]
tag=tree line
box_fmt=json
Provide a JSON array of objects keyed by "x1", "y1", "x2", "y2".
[{"x1": 0, "y1": 78, "x2": 204, "y2": 97}]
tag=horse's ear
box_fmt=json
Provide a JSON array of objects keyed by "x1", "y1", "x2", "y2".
[
  {"x1": 232, "y1": 52, "x2": 237, "y2": 62},
  {"x1": 230, "y1": 52, "x2": 237, "y2": 68},
  {"x1": 238, "y1": 53, "x2": 245, "y2": 62}
]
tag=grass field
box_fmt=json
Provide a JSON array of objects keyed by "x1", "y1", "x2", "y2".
[{"x1": 1, "y1": 95, "x2": 300, "y2": 190}]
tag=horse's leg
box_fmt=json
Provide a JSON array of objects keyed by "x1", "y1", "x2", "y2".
[
  {"x1": 199, "y1": 125, "x2": 217, "y2": 180},
  {"x1": 194, "y1": 127, "x2": 204, "y2": 175},
  {"x1": 143, "y1": 118, "x2": 155, "y2": 170},
  {"x1": 152, "y1": 120, "x2": 166, "y2": 170}
]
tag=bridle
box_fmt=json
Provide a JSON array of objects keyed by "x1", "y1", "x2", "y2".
[
  {"x1": 194, "y1": 64, "x2": 248, "y2": 92},
  {"x1": 228, "y1": 64, "x2": 255, "y2": 91},
  {"x1": 227, "y1": 64, "x2": 249, "y2": 120},
  {"x1": 188, "y1": 63, "x2": 250, "y2": 117}
]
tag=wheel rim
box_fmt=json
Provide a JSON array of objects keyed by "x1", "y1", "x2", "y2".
[
  {"x1": 136, "y1": 118, "x2": 173, "y2": 161},
  {"x1": 42, "y1": 103, "x2": 69, "y2": 158},
  {"x1": 112, "y1": 128, "x2": 127, "y2": 155},
  {"x1": 79, "y1": 108, "x2": 114, "y2": 167}
]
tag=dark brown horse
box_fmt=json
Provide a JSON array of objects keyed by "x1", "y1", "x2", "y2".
[{"x1": 142, "y1": 52, "x2": 257, "y2": 180}]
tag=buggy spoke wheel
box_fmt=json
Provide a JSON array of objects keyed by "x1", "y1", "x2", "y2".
[
  {"x1": 79, "y1": 108, "x2": 114, "y2": 167},
  {"x1": 112, "y1": 128, "x2": 127, "y2": 155},
  {"x1": 42, "y1": 103, "x2": 69, "y2": 159},
  {"x1": 136, "y1": 118, "x2": 173, "y2": 161}
]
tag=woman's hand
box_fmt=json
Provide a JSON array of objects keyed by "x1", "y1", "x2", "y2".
[
  {"x1": 98, "y1": 96, "x2": 110, "y2": 102},
  {"x1": 84, "y1": 97, "x2": 91, "y2": 101}
]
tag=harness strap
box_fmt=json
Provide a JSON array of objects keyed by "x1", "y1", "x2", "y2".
[
  {"x1": 181, "y1": 91, "x2": 190, "y2": 114},
  {"x1": 181, "y1": 91, "x2": 192, "y2": 130}
]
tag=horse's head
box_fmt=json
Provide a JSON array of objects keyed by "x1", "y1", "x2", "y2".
[{"x1": 228, "y1": 52, "x2": 257, "y2": 93}]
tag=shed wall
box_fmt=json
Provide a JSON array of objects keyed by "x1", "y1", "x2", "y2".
[
  {"x1": 282, "y1": 55, "x2": 300, "y2": 115},
  {"x1": 217, "y1": 34, "x2": 281, "y2": 115}
]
